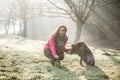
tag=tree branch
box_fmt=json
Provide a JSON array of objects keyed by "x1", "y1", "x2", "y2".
[
  {"x1": 95, "y1": 0, "x2": 118, "y2": 7},
  {"x1": 83, "y1": 0, "x2": 95, "y2": 23},
  {"x1": 47, "y1": 0, "x2": 76, "y2": 22}
]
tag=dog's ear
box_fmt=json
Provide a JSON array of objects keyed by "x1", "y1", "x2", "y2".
[
  {"x1": 76, "y1": 42, "x2": 81, "y2": 46},
  {"x1": 76, "y1": 42, "x2": 85, "y2": 46}
]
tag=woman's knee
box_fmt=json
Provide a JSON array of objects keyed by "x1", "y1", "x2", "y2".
[{"x1": 44, "y1": 49, "x2": 54, "y2": 59}]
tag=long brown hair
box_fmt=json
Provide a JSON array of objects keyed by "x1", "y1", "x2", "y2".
[{"x1": 50, "y1": 25, "x2": 67, "y2": 51}]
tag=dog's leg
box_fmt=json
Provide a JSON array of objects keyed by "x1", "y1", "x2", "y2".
[
  {"x1": 80, "y1": 57, "x2": 82, "y2": 65},
  {"x1": 80, "y1": 57, "x2": 84, "y2": 67}
]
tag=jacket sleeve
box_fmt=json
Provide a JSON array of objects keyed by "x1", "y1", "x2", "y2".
[{"x1": 49, "y1": 38, "x2": 57, "y2": 56}]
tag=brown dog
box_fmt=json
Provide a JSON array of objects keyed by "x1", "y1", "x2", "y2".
[{"x1": 70, "y1": 42, "x2": 95, "y2": 66}]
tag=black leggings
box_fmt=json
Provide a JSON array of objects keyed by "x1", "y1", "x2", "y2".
[{"x1": 44, "y1": 49, "x2": 64, "y2": 66}]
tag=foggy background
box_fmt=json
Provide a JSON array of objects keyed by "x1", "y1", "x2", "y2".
[{"x1": 0, "y1": 0, "x2": 120, "y2": 48}]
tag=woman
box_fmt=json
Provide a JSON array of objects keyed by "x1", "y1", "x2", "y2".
[{"x1": 44, "y1": 25, "x2": 69, "y2": 66}]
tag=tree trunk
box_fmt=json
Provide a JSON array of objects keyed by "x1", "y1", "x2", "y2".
[
  {"x1": 18, "y1": 22, "x2": 23, "y2": 36},
  {"x1": 4, "y1": 24, "x2": 9, "y2": 35},
  {"x1": 4, "y1": 20, "x2": 10, "y2": 35},
  {"x1": 23, "y1": 19, "x2": 27, "y2": 37},
  {"x1": 12, "y1": 20, "x2": 16, "y2": 35},
  {"x1": 74, "y1": 20, "x2": 83, "y2": 43},
  {"x1": 13, "y1": 25, "x2": 16, "y2": 35}
]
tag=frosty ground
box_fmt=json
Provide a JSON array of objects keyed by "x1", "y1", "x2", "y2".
[{"x1": 0, "y1": 36, "x2": 120, "y2": 80}]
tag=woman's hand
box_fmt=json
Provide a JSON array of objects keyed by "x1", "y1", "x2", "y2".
[{"x1": 54, "y1": 55, "x2": 59, "y2": 59}]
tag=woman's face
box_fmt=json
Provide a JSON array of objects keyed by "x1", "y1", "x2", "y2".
[{"x1": 59, "y1": 27, "x2": 66, "y2": 37}]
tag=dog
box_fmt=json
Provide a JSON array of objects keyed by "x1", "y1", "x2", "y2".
[{"x1": 70, "y1": 42, "x2": 95, "y2": 66}]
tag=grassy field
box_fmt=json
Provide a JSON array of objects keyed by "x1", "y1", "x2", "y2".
[{"x1": 0, "y1": 36, "x2": 120, "y2": 80}]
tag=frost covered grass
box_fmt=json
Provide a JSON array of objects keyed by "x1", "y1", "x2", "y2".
[{"x1": 0, "y1": 36, "x2": 120, "y2": 80}]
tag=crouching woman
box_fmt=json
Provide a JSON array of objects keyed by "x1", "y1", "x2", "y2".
[{"x1": 44, "y1": 25, "x2": 69, "y2": 66}]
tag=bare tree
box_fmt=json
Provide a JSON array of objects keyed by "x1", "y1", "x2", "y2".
[
  {"x1": 0, "y1": 0, "x2": 48, "y2": 36},
  {"x1": 2, "y1": 0, "x2": 14, "y2": 35},
  {"x1": 47, "y1": 0, "x2": 117, "y2": 43},
  {"x1": 16, "y1": 0, "x2": 28, "y2": 37},
  {"x1": 47, "y1": 0, "x2": 95, "y2": 42},
  {"x1": 0, "y1": 0, "x2": 23, "y2": 35},
  {"x1": 13, "y1": 0, "x2": 45, "y2": 37}
]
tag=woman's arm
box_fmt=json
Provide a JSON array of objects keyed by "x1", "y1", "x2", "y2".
[
  {"x1": 64, "y1": 35, "x2": 68, "y2": 52},
  {"x1": 49, "y1": 38, "x2": 59, "y2": 59},
  {"x1": 49, "y1": 38, "x2": 57, "y2": 56}
]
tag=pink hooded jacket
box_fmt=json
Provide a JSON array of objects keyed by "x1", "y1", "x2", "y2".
[{"x1": 44, "y1": 35, "x2": 68, "y2": 56}]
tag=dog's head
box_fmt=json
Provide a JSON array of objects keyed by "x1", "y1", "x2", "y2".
[{"x1": 71, "y1": 42, "x2": 86, "y2": 52}]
